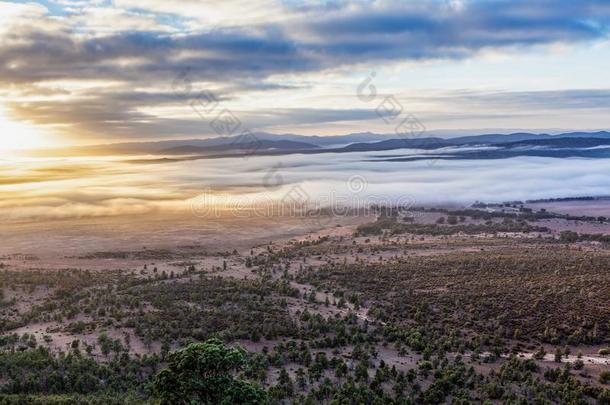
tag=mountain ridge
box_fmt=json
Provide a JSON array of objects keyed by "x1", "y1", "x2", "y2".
[{"x1": 28, "y1": 130, "x2": 610, "y2": 157}]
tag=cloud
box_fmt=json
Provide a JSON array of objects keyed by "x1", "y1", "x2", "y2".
[
  {"x1": 114, "y1": 0, "x2": 292, "y2": 28},
  {"x1": 5, "y1": 148, "x2": 610, "y2": 221},
  {"x1": 65, "y1": 6, "x2": 177, "y2": 35},
  {"x1": 5, "y1": 0, "x2": 609, "y2": 84},
  {"x1": 439, "y1": 89, "x2": 610, "y2": 110},
  {"x1": 1, "y1": 0, "x2": 610, "y2": 142},
  {"x1": 7, "y1": 87, "x2": 610, "y2": 141},
  {"x1": 301, "y1": 0, "x2": 610, "y2": 62}
]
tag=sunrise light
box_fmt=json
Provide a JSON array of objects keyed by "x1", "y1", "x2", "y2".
[{"x1": 0, "y1": 105, "x2": 53, "y2": 153}]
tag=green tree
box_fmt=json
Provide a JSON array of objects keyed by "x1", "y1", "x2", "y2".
[{"x1": 153, "y1": 338, "x2": 268, "y2": 404}]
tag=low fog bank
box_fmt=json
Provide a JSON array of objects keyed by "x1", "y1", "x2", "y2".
[{"x1": 2, "y1": 149, "x2": 610, "y2": 222}]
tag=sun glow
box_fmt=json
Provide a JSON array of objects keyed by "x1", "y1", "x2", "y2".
[{"x1": 0, "y1": 105, "x2": 54, "y2": 153}]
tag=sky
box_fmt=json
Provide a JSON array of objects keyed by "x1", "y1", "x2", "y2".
[{"x1": 1, "y1": 0, "x2": 610, "y2": 151}]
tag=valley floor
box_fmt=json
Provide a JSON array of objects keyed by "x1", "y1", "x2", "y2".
[{"x1": 2, "y1": 201, "x2": 610, "y2": 403}]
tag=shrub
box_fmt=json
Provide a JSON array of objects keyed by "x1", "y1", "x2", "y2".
[{"x1": 153, "y1": 339, "x2": 268, "y2": 404}]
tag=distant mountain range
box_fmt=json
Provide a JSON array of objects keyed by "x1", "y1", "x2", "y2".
[
  {"x1": 159, "y1": 139, "x2": 320, "y2": 155},
  {"x1": 343, "y1": 131, "x2": 610, "y2": 153},
  {"x1": 31, "y1": 131, "x2": 610, "y2": 160},
  {"x1": 31, "y1": 132, "x2": 394, "y2": 156}
]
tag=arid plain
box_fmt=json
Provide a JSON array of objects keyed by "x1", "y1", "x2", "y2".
[{"x1": 2, "y1": 199, "x2": 610, "y2": 403}]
